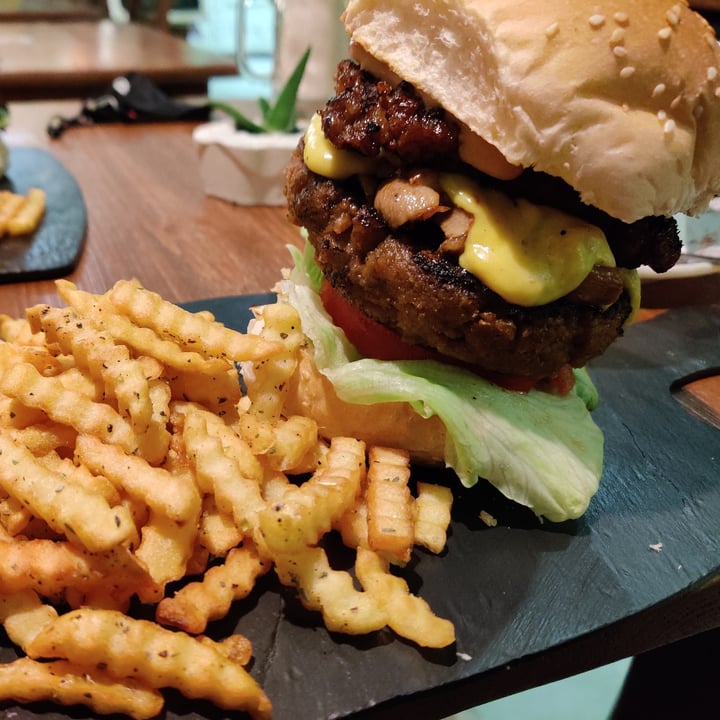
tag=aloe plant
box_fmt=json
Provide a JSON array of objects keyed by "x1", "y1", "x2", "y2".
[{"x1": 211, "y1": 47, "x2": 311, "y2": 133}]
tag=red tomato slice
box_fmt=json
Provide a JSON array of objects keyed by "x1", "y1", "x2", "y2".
[
  {"x1": 319, "y1": 280, "x2": 437, "y2": 362},
  {"x1": 541, "y1": 364, "x2": 577, "y2": 396},
  {"x1": 481, "y1": 370, "x2": 539, "y2": 393},
  {"x1": 318, "y1": 280, "x2": 574, "y2": 395}
]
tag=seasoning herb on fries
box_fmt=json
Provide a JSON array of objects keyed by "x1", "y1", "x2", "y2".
[{"x1": 0, "y1": 279, "x2": 454, "y2": 719}]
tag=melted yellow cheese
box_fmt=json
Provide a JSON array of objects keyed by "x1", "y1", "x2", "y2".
[
  {"x1": 618, "y1": 268, "x2": 641, "y2": 324},
  {"x1": 440, "y1": 173, "x2": 616, "y2": 307},
  {"x1": 303, "y1": 113, "x2": 380, "y2": 179},
  {"x1": 302, "y1": 120, "x2": 633, "y2": 311}
]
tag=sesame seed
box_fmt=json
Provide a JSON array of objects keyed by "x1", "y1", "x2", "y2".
[
  {"x1": 613, "y1": 45, "x2": 628, "y2": 58},
  {"x1": 695, "y1": 104, "x2": 705, "y2": 118},
  {"x1": 657, "y1": 26, "x2": 672, "y2": 41},
  {"x1": 670, "y1": 95, "x2": 682, "y2": 110},
  {"x1": 620, "y1": 65, "x2": 636, "y2": 79},
  {"x1": 545, "y1": 21, "x2": 559, "y2": 39},
  {"x1": 652, "y1": 82, "x2": 666, "y2": 97},
  {"x1": 657, "y1": 109, "x2": 668, "y2": 122},
  {"x1": 716, "y1": 87, "x2": 720, "y2": 98},
  {"x1": 610, "y1": 28, "x2": 625, "y2": 44},
  {"x1": 663, "y1": 119, "x2": 676, "y2": 135},
  {"x1": 613, "y1": 11, "x2": 629, "y2": 25},
  {"x1": 588, "y1": 14, "x2": 605, "y2": 28},
  {"x1": 708, "y1": 66, "x2": 718, "y2": 81},
  {"x1": 666, "y1": 9, "x2": 679, "y2": 26}
]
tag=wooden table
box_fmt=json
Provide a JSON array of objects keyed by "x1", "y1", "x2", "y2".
[
  {"x1": 1, "y1": 103, "x2": 720, "y2": 718},
  {"x1": 0, "y1": 0, "x2": 104, "y2": 22},
  {"x1": 0, "y1": 20, "x2": 237, "y2": 100}
]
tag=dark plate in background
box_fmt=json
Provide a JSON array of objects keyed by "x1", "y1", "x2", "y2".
[
  {"x1": 1, "y1": 297, "x2": 719, "y2": 719},
  {"x1": 0, "y1": 146, "x2": 86, "y2": 283}
]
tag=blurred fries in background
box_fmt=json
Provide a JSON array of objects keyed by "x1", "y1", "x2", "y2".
[
  {"x1": 0, "y1": 279, "x2": 454, "y2": 719},
  {"x1": 0, "y1": 188, "x2": 45, "y2": 238}
]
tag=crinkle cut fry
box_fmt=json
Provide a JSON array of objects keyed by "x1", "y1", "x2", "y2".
[
  {"x1": 0, "y1": 190, "x2": 25, "y2": 236},
  {"x1": 0, "y1": 539, "x2": 152, "y2": 603},
  {"x1": 164, "y1": 364, "x2": 242, "y2": 415},
  {"x1": 196, "y1": 493, "x2": 243, "y2": 557},
  {"x1": 54, "y1": 280, "x2": 232, "y2": 374},
  {"x1": 0, "y1": 313, "x2": 40, "y2": 344},
  {"x1": 0, "y1": 589, "x2": 58, "y2": 651},
  {"x1": 0, "y1": 657, "x2": 164, "y2": 720},
  {"x1": 0, "y1": 433, "x2": 136, "y2": 552},
  {"x1": 29, "y1": 304, "x2": 173, "y2": 464},
  {"x1": 25, "y1": 608, "x2": 272, "y2": 719},
  {"x1": 156, "y1": 540, "x2": 270, "y2": 635},
  {"x1": 29, "y1": 304, "x2": 155, "y2": 432},
  {"x1": 0, "y1": 518, "x2": 13, "y2": 540},
  {"x1": 239, "y1": 413, "x2": 322, "y2": 474},
  {"x1": 182, "y1": 406, "x2": 265, "y2": 532},
  {"x1": 107, "y1": 278, "x2": 283, "y2": 361},
  {"x1": 355, "y1": 547, "x2": 455, "y2": 648},
  {"x1": 366, "y1": 446, "x2": 415, "y2": 565},
  {"x1": 414, "y1": 481, "x2": 453, "y2": 554},
  {"x1": 273, "y1": 545, "x2": 387, "y2": 635},
  {"x1": 75, "y1": 434, "x2": 200, "y2": 522},
  {"x1": 243, "y1": 301, "x2": 305, "y2": 423},
  {"x1": 4, "y1": 343, "x2": 73, "y2": 375},
  {"x1": 200, "y1": 633, "x2": 253, "y2": 667},
  {"x1": 5, "y1": 188, "x2": 45, "y2": 236},
  {"x1": 257, "y1": 436, "x2": 366, "y2": 553},
  {"x1": 5, "y1": 421, "x2": 77, "y2": 457},
  {"x1": 0, "y1": 490, "x2": 32, "y2": 536},
  {"x1": 0, "y1": 360, "x2": 139, "y2": 453},
  {"x1": 133, "y1": 514, "x2": 201, "y2": 605}
]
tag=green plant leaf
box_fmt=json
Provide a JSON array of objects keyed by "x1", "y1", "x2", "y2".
[
  {"x1": 258, "y1": 97, "x2": 272, "y2": 124},
  {"x1": 264, "y1": 47, "x2": 311, "y2": 133},
  {"x1": 208, "y1": 47, "x2": 310, "y2": 134},
  {"x1": 208, "y1": 100, "x2": 265, "y2": 134},
  {"x1": 0, "y1": 104, "x2": 9, "y2": 131}
]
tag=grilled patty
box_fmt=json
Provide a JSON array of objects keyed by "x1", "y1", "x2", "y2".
[{"x1": 284, "y1": 61, "x2": 680, "y2": 379}]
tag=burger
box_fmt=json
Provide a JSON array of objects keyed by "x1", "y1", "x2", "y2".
[{"x1": 268, "y1": 0, "x2": 720, "y2": 522}]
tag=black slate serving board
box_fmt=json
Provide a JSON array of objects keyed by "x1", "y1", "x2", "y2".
[
  {"x1": 1, "y1": 296, "x2": 718, "y2": 720},
  {"x1": 0, "y1": 147, "x2": 86, "y2": 283}
]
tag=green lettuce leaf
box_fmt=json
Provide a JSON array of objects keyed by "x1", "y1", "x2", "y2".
[{"x1": 281, "y1": 243, "x2": 604, "y2": 522}]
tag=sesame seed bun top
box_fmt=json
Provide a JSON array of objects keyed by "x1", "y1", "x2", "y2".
[{"x1": 343, "y1": 0, "x2": 720, "y2": 222}]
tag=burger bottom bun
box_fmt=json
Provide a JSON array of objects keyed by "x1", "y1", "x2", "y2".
[{"x1": 283, "y1": 346, "x2": 446, "y2": 466}]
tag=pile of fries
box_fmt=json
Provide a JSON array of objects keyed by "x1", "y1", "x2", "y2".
[
  {"x1": 0, "y1": 279, "x2": 454, "y2": 719},
  {"x1": 0, "y1": 187, "x2": 45, "y2": 238}
]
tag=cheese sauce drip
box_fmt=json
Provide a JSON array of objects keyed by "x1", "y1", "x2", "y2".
[
  {"x1": 303, "y1": 113, "x2": 379, "y2": 179},
  {"x1": 303, "y1": 118, "x2": 634, "y2": 310},
  {"x1": 440, "y1": 173, "x2": 615, "y2": 307},
  {"x1": 617, "y1": 268, "x2": 641, "y2": 323}
]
